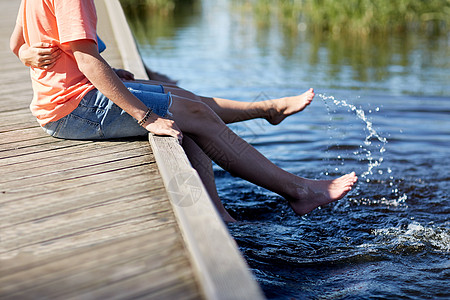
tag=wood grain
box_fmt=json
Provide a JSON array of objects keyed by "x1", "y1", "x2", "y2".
[{"x1": 0, "y1": 1, "x2": 203, "y2": 299}]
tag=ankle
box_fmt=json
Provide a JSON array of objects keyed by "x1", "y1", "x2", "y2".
[
  {"x1": 259, "y1": 99, "x2": 275, "y2": 120},
  {"x1": 283, "y1": 178, "x2": 309, "y2": 201}
]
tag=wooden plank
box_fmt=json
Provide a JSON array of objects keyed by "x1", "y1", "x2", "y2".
[
  {"x1": 2, "y1": 192, "x2": 167, "y2": 236},
  {"x1": 0, "y1": 160, "x2": 159, "y2": 203},
  {"x1": 1, "y1": 207, "x2": 175, "y2": 256},
  {"x1": 97, "y1": 0, "x2": 264, "y2": 298},
  {"x1": 0, "y1": 225, "x2": 179, "y2": 277},
  {"x1": 0, "y1": 123, "x2": 40, "y2": 133},
  {"x1": 0, "y1": 226, "x2": 185, "y2": 298},
  {"x1": 1, "y1": 1, "x2": 203, "y2": 298},
  {"x1": 102, "y1": 0, "x2": 149, "y2": 80},
  {"x1": 65, "y1": 260, "x2": 196, "y2": 300},
  {"x1": 0, "y1": 139, "x2": 95, "y2": 161},
  {"x1": 95, "y1": 0, "x2": 124, "y2": 70},
  {"x1": 0, "y1": 159, "x2": 162, "y2": 200},
  {"x1": 149, "y1": 135, "x2": 265, "y2": 300},
  {"x1": 1, "y1": 155, "x2": 153, "y2": 193},
  {"x1": 0, "y1": 0, "x2": 266, "y2": 299},
  {"x1": 1, "y1": 182, "x2": 167, "y2": 228},
  {"x1": 0, "y1": 127, "x2": 49, "y2": 145},
  {"x1": 0, "y1": 140, "x2": 135, "y2": 167},
  {"x1": 0, "y1": 142, "x2": 153, "y2": 183},
  {"x1": 1, "y1": 214, "x2": 178, "y2": 262},
  {"x1": 0, "y1": 109, "x2": 32, "y2": 119},
  {"x1": 0, "y1": 110, "x2": 35, "y2": 123}
]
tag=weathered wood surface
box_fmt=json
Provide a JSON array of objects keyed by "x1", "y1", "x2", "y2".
[
  {"x1": 149, "y1": 135, "x2": 265, "y2": 300},
  {"x1": 0, "y1": 0, "x2": 265, "y2": 299},
  {"x1": 0, "y1": 0, "x2": 202, "y2": 299},
  {"x1": 95, "y1": 1, "x2": 265, "y2": 298}
]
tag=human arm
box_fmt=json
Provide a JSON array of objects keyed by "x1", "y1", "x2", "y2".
[
  {"x1": 70, "y1": 39, "x2": 182, "y2": 142},
  {"x1": 10, "y1": 22, "x2": 25, "y2": 58},
  {"x1": 19, "y1": 43, "x2": 61, "y2": 69},
  {"x1": 13, "y1": 23, "x2": 132, "y2": 79},
  {"x1": 10, "y1": 22, "x2": 61, "y2": 69}
]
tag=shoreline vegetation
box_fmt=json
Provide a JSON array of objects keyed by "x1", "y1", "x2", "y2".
[
  {"x1": 120, "y1": 0, "x2": 449, "y2": 35},
  {"x1": 234, "y1": 0, "x2": 450, "y2": 35},
  {"x1": 120, "y1": 0, "x2": 196, "y2": 16},
  {"x1": 120, "y1": 0, "x2": 449, "y2": 96}
]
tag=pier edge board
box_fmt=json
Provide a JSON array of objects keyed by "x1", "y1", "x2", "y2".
[
  {"x1": 97, "y1": 0, "x2": 264, "y2": 298},
  {"x1": 149, "y1": 135, "x2": 265, "y2": 300}
]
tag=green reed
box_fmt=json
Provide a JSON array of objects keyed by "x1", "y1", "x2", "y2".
[
  {"x1": 119, "y1": 0, "x2": 199, "y2": 44},
  {"x1": 119, "y1": 0, "x2": 194, "y2": 15},
  {"x1": 233, "y1": 0, "x2": 450, "y2": 35}
]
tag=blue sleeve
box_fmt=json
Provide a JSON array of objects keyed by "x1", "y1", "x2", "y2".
[{"x1": 97, "y1": 35, "x2": 106, "y2": 53}]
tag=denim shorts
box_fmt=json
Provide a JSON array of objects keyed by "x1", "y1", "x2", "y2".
[{"x1": 42, "y1": 82, "x2": 172, "y2": 140}]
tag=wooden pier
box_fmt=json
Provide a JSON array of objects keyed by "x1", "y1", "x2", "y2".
[{"x1": 0, "y1": 0, "x2": 264, "y2": 299}]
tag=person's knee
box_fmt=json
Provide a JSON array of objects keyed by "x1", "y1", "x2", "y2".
[{"x1": 187, "y1": 100, "x2": 217, "y2": 122}]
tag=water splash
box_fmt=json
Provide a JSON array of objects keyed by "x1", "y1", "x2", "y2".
[
  {"x1": 319, "y1": 93, "x2": 407, "y2": 205},
  {"x1": 319, "y1": 93, "x2": 387, "y2": 179},
  {"x1": 373, "y1": 221, "x2": 450, "y2": 253}
]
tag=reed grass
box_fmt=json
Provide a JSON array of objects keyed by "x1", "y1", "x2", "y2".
[
  {"x1": 119, "y1": 0, "x2": 191, "y2": 15},
  {"x1": 234, "y1": 0, "x2": 450, "y2": 35},
  {"x1": 119, "y1": 0, "x2": 199, "y2": 45}
]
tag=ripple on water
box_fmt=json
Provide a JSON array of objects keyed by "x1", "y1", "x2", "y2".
[
  {"x1": 217, "y1": 90, "x2": 450, "y2": 299},
  {"x1": 371, "y1": 221, "x2": 450, "y2": 253}
]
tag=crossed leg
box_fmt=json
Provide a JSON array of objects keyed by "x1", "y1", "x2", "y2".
[
  {"x1": 169, "y1": 94, "x2": 357, "y2": 221},
  {"x1": 131, "y1": 79, "x2": 356, "y2": 220},
  {"x1": 132, "y1": 79, "x2": 315, "y2": 125}
]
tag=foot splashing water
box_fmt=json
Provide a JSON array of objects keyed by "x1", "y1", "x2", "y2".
[{"x1": 318, "y1": 93, "x2": 407, "y2": 206}]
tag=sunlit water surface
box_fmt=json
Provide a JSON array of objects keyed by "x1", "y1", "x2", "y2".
[{"x1": 123, "y1": 1, "x2": 449, "y2": 298}]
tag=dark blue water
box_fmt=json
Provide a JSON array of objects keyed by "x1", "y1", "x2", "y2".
[{"x1": 124, "y1": 1, "x2": 449, "y2": 298}]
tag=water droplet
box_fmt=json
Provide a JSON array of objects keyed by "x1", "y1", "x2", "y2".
[{"x1": 319, "y1": 93, "x2": 403, "y2": 200}]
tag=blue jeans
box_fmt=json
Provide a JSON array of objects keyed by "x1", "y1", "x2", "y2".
[{"x1": 42, "y1": 82, "x2": 172, "y2": 140}]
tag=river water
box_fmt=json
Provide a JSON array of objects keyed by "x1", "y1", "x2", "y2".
[{"x1": 122, "y1": 1, "x2": 449, "y2": 298}]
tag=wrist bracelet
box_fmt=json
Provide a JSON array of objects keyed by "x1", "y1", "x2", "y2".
[{"x1": 138, "y1": 108, "x2": 152, "y2": 126}]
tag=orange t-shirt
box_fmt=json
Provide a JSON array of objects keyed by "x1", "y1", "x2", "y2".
[{"x1": 17, "y1": 0, "x2": 98, "y2": 125}]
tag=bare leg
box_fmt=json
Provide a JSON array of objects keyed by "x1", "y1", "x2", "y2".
[
  {"x1": 182, "y1": 135, "x2": 236, "y2": 222},
  {"x1": 132, "y1": 79, "x2": 314, "y2": 125},
  {"x1": 198, "y1": 88, "x2": 315, "y2": 125},
  {"x1": 170, "y1": 95, "x2": 358, "y2": 216}
]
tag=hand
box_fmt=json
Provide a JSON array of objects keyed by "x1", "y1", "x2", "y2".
[
  {"x1": 113, "y1": 68, "x2": 135, "y2": 81},
  {"x1": 144, "y1": 115, "x2": 183, "y2": 144},
  {"x1": 19, "y1": 42, "x2": 61, "y2": 69}
]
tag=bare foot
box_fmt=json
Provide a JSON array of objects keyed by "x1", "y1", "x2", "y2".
[
  {"x1": 287, "y1": 172, "x2": 358, "y2": 215},
  {"x1": 265, "y1": 88, "x2": 315, "y2": 125}
]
